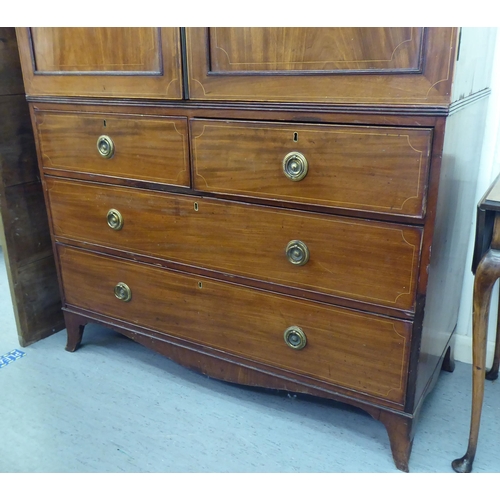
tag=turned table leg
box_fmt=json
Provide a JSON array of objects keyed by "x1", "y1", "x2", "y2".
[{"x1": 452, "y1": 249, "x2": 500, "y2": 472}]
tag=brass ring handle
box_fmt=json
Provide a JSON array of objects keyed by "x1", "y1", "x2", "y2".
[
  {"x1": 283, "y1": 151, "x2": 308, "y2": 181},
  {"x1": 284, "y1": 326, "x2": 307, "y2": 350},
  {"x1": 97, "y1": 135, "x2": 115, "y2": 159},
  {"x1": 286, "y1": 240, "x2": 309, "y2": 266},
  {"x1": 114, "y1": 282, "x2": 132, "y2": 302},
  {"x1": 107, "y1": 209, "x2": 124, "y2": 231}
]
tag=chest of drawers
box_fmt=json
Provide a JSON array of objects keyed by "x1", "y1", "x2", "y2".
[{"x1": 15, "y1": 27, "x2": 496, "y2": 471}]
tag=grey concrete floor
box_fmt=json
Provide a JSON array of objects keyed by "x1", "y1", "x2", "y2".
[{"x1": 1, "y1": 247, "x2": 499, "y2": 474}]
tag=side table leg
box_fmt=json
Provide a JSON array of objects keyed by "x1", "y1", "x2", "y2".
[
  {"x1": 452, "y1": 249, "x2": 500, "y2": 472},
  {"x1": 485, "y1": 291, "x2": 500, "y2": 380}
]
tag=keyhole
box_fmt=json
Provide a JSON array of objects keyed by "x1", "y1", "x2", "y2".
[
  {"x1": 293, "y1": 132, "x2": 298, "y2": 142},
  {"x1": 194, "y1": 202, "x2": 199, "y2": 211},
  {"x1": 103, "y1": 120, "x2": 107, "y2": 127}
]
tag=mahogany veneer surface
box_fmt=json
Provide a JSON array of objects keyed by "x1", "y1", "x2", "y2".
[
  {"x1": 58, "y1": 245, "x2": 411, "y2": 405},
  {"x1": 191, "y1": 119, "x2": 432, "y2": 218},
  {"x1": 46, "y1": 177, "x2": 422, "y2": 312},
  {"x1": 186, "y1": 27, "x2": 457, "y2": 104},
  {"x1": 17, "y1": 28, "x2": 183, "y2": 99},
  {"x1": 36, "y1": 111, "x2": 190, "y2": 186},
  {"x1": 15, "y1": 26, "x2": 493, "y2": 472}
]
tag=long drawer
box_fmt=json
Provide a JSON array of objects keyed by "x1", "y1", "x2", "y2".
[
  {"x1": 191, "y1": 119, "x2": 432, "y2": 218},
  {"x1": 34, "y1": 110, "x2": 190, "y2": 186},
  {"x1": 58, "y1": 245, "x2": 411, "y2": 404},
  {"x1": 47, "y1": 177, "x2": 423, "y2": 312}
]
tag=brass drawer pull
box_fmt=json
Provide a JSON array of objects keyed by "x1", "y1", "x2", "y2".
[
  {"x1": 286, "y1": 240, "x2": 309, "y2": 266},
  {"x1": 97, "y1": 135, "x2": 115, "y2": 159},
  {"x1": 114, "y1": 282, "x2": 132, "y2": 302},
  {"x1": 107, "y1": 208, "x2": 124, "y2": 231},
  {"x1": 283, "y1": 151, "x2": 308, "y2": 181},
  {"x1": 284, "y1": 326, "x2": 307, "y2": 350}
]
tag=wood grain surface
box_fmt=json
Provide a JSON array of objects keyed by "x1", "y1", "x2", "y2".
[
  {"x1": 58, "y1": 245, "x2": 411, "y2": 404},
  {"x1": 35, "y1": 110, "x2": 190, "y2": 186},
  {"x1": 46, "y1": 177, "x2": 422, "y2": 311},
  {"x1": 0, "y1": 28, "x2": 25, "y2": 95},
  {"x1": 209, "y1": 28, "x2": 424, "y2": 73},
  {"x1": 0, "y1": 28, "x2": 64, "y2": 346},
  {"x1": 186, "y1": 27, "x2": 457, "y2": 104},
  {"x1": 31, "y1": 28, "x2": 162, "y2": 73},
  {"x1": 16, "y1": 28, "x2": 183, "y2": 99},
  {"x1": 192, "y1": 119, "x2": 432, "y2": 218}
]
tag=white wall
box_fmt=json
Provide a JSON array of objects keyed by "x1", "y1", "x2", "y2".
[{"x1": 455, "y1": 29, "x2": 500, "y2": 365}]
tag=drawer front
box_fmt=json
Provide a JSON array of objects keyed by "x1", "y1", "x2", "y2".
[
  {"x1": 35, "y1": 110, "x2": 190, "y2": 186},
  {"x1": 191, "y1": 119, "x2": 432, "y2": 218},
  {"x1": 47, "y1": 178, "x2": 422, "y2": 312},
  {"x1": 59, "y1": 246, "x2": 411, "y2": 404}
]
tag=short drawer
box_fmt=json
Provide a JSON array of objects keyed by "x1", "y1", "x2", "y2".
[
  {"x1": 59, "y1": 246, "x2": 411, "y2": 404},
  {"x1": 47, "y1": 178, "x2": 422, "y2": 312},
  {"x1": 35, "y1": 110, "x2": 190, "y2": 186},
  {"x1": 191, "y1": 119, "x2": 432, "y2": 218}
]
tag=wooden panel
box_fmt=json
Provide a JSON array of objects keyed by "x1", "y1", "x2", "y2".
[
  {"x1": 209, "y1": 28, "x2": 423, "y2": 73},
  {"x1": 413, "y1": 98, "x2": 491, "y2": 411},
  {"x1": 192, "y1": 119, "x2": 432, "y2": 218},
  {"x1": 450, "y1": 28, "x2": 497, "y2": 104},
  {"x1": 0, "y1": 96, "x2": 39, "y2": 187},
  {"x1": 14, "y1": 255, "x2": 64, "y2": 345},
  {"x1": 59, "y1": 245, "x2": 411, "y2": 404},
  {"x1": 31, "y1": 28, "x2": 161, "y2": 73},
  {"x1": 187, "y1": 27, "x2": 458, "y2": 104},
  {"x1": 0, "y1": 28, "x2": 24, "y2": 95},
  {"x1": 36, "y1": 110, "x2": 190, "y2": 186},
  {"x1": 0, "y1": 44, "x2": 64, "y2": 346},
  {"x1": 0, "y1": 180, "x2": 64, "y2": 346},
  {"x1": 16, "y1": 28, "x2": 183, "y2": 99},
  {"x1": 46, "y1": 178, "x2": 422, "y2": 312},
  {"x1": 1, "y1": 182, "x2": 52, "y2": 263}
]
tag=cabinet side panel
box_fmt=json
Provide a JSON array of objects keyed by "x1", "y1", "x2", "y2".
[
  {"x1": 451, "y1": 28, "x2": 497, "y2": 104},
  {"x1": 413, "y1": 97, "x2": 490, "y2": 409}
]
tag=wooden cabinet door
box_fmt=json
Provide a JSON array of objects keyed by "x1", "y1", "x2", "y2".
[
  {"x1": 186, "y1": 28, "x2": 458, "y2": 105},
  {"x1": 16, "y1": 28, "x2": 183, "y2": 99}
]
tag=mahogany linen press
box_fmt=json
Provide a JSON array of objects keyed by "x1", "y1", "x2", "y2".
[{"x1": 14, "y1": 28, "x2": 496, "y2": 471}]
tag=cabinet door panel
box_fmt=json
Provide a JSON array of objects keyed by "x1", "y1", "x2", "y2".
[
  {"x1": 31, "y1": 28, "x2": 161, "y2": 73},
  {"x1": 187, "y1": 27, "x2": 457, "y2": 104},
  {"x1": 209, "y1": 28, "x2": 423, "y2": 73},
  {"x1": 16, "y1": 28, "x2": 183, "y2": 99}
]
